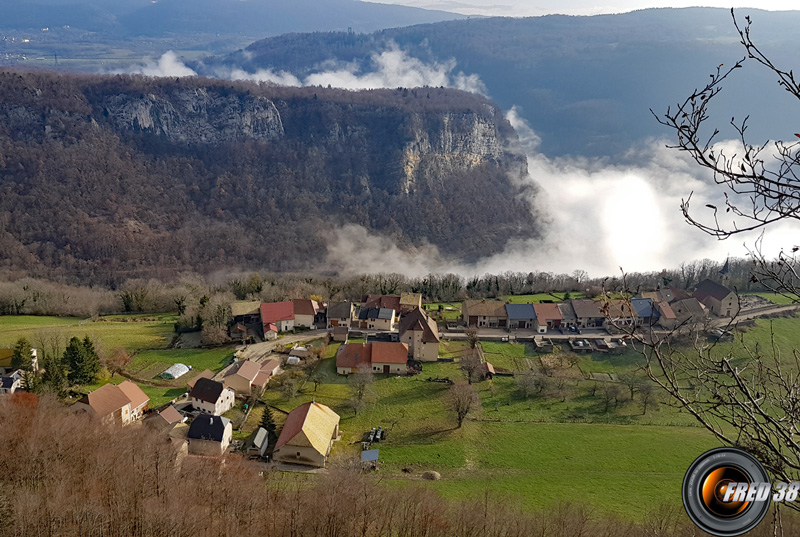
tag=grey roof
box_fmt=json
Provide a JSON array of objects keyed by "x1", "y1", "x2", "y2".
[
  {"x1": 631, "y1": 298, "x2": 658, "y2": 318},
  {"x1": 693, "y1": 279, "x2": 734, "y2": 302},
  {"x1": 358, "y1": 307, "x2": 393, "y2": 320},
  {"x1": 327, "y1": 301, "x2": 353, "y2": 319},
  {"x1": 189, "y1": 377, "x2": 225, "y2": 404},
  {"x1": 557, "y1": 303, "x2": 576, "y2": 321},
  {"x1": 570, "y1": 299, "x2": 604, "y2": 318},
  {"x1": 188, "y1": 414, "x2": 231, "y2": 442},
  {"x1": 505, "y1": 304, "x2": 536, "y2": 320}
]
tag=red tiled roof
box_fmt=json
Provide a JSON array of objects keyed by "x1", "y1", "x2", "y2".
[
  {"x1": 158, "y1": 405, "x2": 183, "y2": 425},
  {"x1": 533, "y1": 303, "x2": 562, "y2": 321},
  {"x1": 363, "y1": 295, "x2": 401, "y2": 312},
  {"x1": 117, "y1": 380, "x2": 149, "y2": 410},
  {"x1": 371, "y1": 342, "x2": 409, "y2": 364},
  {"x1": 336, "y1": 343, "x2": 372, "y2": 370},
  {"x1": 261, "y1": 301, "x2": 294, "y2": 324},
  {"x1": 79, "y1": 384, "x2": 130, "y2": 418},
  {"x1": 292, "y1": 299, "x2": 320, "y2": 316}
]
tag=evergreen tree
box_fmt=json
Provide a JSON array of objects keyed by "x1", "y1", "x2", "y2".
[
  {"x1": 41, "y1": 354, "x2": 68, "y2": 396},
  {"x1": 64, "y1": 336, "x2": 100, "y2": 385},
  {"x1": 11, "y1": 338, "x2": 34, "y2": 372},
  {"x1": 260, "y1": 405, "x2": 277, "y2": 440}
]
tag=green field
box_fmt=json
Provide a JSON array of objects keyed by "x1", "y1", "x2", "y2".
[
  {"x1": 745, "y1": 292, "x2": 799, "y2": 305},
  {"x1": 128, "y1": 347, "x2": 235, "y2": 381},
  {"x1": 503, "y1": 293, "x2": 584, "y2": 304}
]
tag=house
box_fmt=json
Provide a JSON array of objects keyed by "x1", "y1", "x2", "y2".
[
  {"x1": 0, "y1": 370, "x2": 22, "y2": 394},
  {"x1": 332, "y1": 326, "x2": 350, "y2": 343},
  {"x1": 292, "y1": 299, "x2": 320, "y2": 328},
  {"x1": 570, "y1": 299, "x2": 606, "y2": 329},
  {"x1": 248, "y1": 427, "x2": 269, "y2": 459},
  {"x1": 532, "y1": 303, "x2": 562, "y2": 333},
  {"x1": 0, "y1": 347, "x2": 37, "y2": 376},
  {"x1": 693, "y1": 279, "x2": 738, "y2": 317},
  {"x1": 602, "y1": 300, "x2": 638, "y2": 328},
  {"x1": 144, "y1": 405, "x2": 185, "y2": 431},
  {"x1": 558, "y1": 303, "x2": 578, "y2": 329},
  {"x1": 272, "y1": 402, "x2": 340, "y2": 468},
  {"x1": 327, "y1": 301, "x2": 356, "y2": 328},
  {"x1": 224, "y1": 360, "x2": 261, "y2": 395},
  {"x1": 362, "y1": 295, "x2": 402, "y2": 316},
  {"x1": 117, "y1": 380, "x2": 150, "y2": 421},
  {"x1": 261, "y1": 301, "x2": 295, "y2": 335},
  {"x1": 187, "y1": 369, "x2": 215, "y2": 389},
  {"x1": 505, "y1": 304, "x2": 537, "y2": 329},
  {"x1": 370, "y1": 342, "x2": 409, "y2": 374},
  {"x1": 357, "y1": 307, "x2": 396, "y2": 331},
  {"x1": 631, "y1": 298, "x2": 660, "y2": 327},
  {"x1": 187, "y1": 415, "x2": 233, "y2": 456},
  {"x1": 161, "y1": 363, "x2": 191, "y2": 380},
  {"x1": 671, "y1": 298, "x2": 709, "y2": 324},
  {"x1": 253, "y1": 358, "x2": 283, "y2": 391},
  {"x1": 264, "y1": 323, "x2": 279, "y2": 340},
  {"x1": 336, "y1": 342, "x2": 409, "y2": 375},
  {"x1": 73, "y1": 381, "x2": 150, "y2": 426},
  {"x1": 462, "y1": 300, "x2": 508, "y2": 328},
  {"x1": 188, "y1": 377, "x2": 235, "y2": 415},
  {"x1": 656, "y1": 301, "x2": 678, "y2": 329},
  {"x1": 399, "y1": 292, "x2": 423, "y2": 314},
  {"x1": 398, "y1": 307, "x2": 440, "y2": 362},
  {"x1": 231, "y1": 300, "x2": 262, "y2": 325}
]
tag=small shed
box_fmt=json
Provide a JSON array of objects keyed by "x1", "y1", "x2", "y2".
[
  {"x1": 161, "y1": 363, "x2": 191, "y2": 379},
  {"x1": 248, "y1": 427, "x2": 269, "y2": 458}
]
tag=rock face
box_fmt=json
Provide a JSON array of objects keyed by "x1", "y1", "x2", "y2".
[
  {"x1": 0, "y1": 72, "x2": 538, "y2": 279},
  {"x1": 101, "y1": 88, "x2": 284, "y2": 143}
]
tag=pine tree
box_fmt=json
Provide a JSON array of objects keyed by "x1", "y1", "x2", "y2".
[
  {"x1": 64, "y1": 336, "x2": 100, "y2": 385},
  {"x1": 11, "y1": 338, "x2": 34, "y2": 372},
  {"x1": 41, "y1": 354, "x2": 68, "y2": 396},
  {"x1": 260, "y1": 405, "x2": 276, "y2": 440}
]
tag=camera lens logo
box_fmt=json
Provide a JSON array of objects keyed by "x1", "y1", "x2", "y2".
[{"x1": 683, "y1": 448, "x2": 771, "y2": 536}]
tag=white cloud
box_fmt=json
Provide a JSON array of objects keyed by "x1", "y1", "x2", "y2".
[{"x1": 118, "y1": 51, "x2": 197, "y2": 77}]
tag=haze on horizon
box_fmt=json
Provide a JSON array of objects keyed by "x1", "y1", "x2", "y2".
[{"x1": 368, "y1": 0, "x2": 797, "y2": 17}]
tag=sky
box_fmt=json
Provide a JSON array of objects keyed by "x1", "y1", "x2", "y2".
[{"x1": 369, "y1": 0, "x2": 798, "y2": 17}]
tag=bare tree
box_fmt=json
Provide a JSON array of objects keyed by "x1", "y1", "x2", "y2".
[
  {"x1": 348, "y1": 367, "x2": 376, "y2": 415},
  {"x1": 460, "y1": 348, "x2": 483, "y2": 384},
  {"x1": 447, "y1": 382, "x2": 479, "y2": 428},
  {"x1": 515, "y1": 369, "x2": 547, "y2": 399},
  {"x1": 465, "y1": 326, "x2": 479, "y2": 349}
]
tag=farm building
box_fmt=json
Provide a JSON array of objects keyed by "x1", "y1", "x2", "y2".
[
  {"x1": 161, "y1": 363, "x2": 191, "y2": 380},
  {"x1": 272, "y1": 402, "x2": 340, "y2": 468}
]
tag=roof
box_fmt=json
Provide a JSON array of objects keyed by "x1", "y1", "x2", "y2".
[
  {"x1": 358, "y1": 307, "x2": 394, "y2": 320},
  {"x1": 260, "y1": 301, "x2": 294, "y2": 324},
  {"x1": 231, "y1": 300, "x2": 261, "y2": 317},
  {"x1": 117, "y1": 380, "x2": 149, "y2": 410},
  {"x1": 693, "y1": 279, "x2": 735, "y2": 302},
  {"x1": 463, "y1": 299, "x2": 507, "y2": 317},
  {"x1": 274, "y1": 402, "x2": 340, "y2": 456},
  {"x1": 189, "y1": 377, "x2": 226, "y2": 404},
  {"x1": 251, "y1": 427, "x2": 268, "y2": 450},
  {"x1": 656, "y1": 301, "x2": 677, "y2": 320},
  {"x1": 253, "y1": 371, "x2": 271, "y2": 388},
  {"x1": 570, "y1": 299, "x2": 604, "y2": 319},
  {"x1": 187, "y1": 414, "x2": 231, "y2": 442},
  {"x1": 631, "y1": 298, "x2": 658, "y2": 318},
  {"x1": 603, "y1": 300, "x2": 638, "y2": 319},
  {"x1": 232, "y1": 360, "x2": 260, "y2": 382},
  {"x1": 672, "y1": 298, "x2": 707, "y2": 316},
  {"x1": 333, "y1": 326, "x2": 349, "y2": 334},
  {"x1": 0, "y1": 349, "x2": 14, "y2": 368},
  {"x1": 400, "y1": 293, "x2": 422, "y2": 306},
  {"x1": 336, "y1": 343, "x2": 372, "y2": 370},
  {"x1": 78, "y1": 383, "x2": 131, "y2": 418},
  {"x1": 481, "y1": 362, "x2": 496, "y2": 375},
  {"x1": 327, "y1": 301, "x2": 354, "y2": 319},
  {"x1": 363, "y1": 295, "x2": 401, "y2": 312},
  {"x1": 157, "y1": 405, "x2": 183, "y2": 425},
  {"x1": 557, "y1": 303, "x2": 576, "y2": 321},
  {"x1": 162, "y1": 363, "x2": 190, "y2": 379},
  {"x1": 261, "y1": 358, "x2": 282, "y2": 373},
  {"x1": 398, "y1": 307, "x2": 440, "y2": 343},
  {"x1": 505, "y1": 304, "x2": 537, "y2": 320},
  {"x1": 532, "y1": 303, "x2": 562, "y2": 322},
  {"x1": 292, "y1": 299, "x2": 320, "y2": 316},
  {"x1": 371, "y1": 342, "x2": 409, "y2": 364},
  {"x1": 265, "y1": 323, "x2": 279, "y2": 333},
  {"x1": 667, "y1": 286, "x2": 692, "y2": 303},
  {"x1": 187, "y1": 369, "x2": 214, "y2": 389}
]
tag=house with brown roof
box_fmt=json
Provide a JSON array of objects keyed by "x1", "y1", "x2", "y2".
[
  {"x1": 188, "y1": 377, "x2": 235, "y2": 415},
  {"x1": 398, "y1": 307, "x2": 440, "y2": 361},
  {"x1": 73, "y1": 381, "x2": 150, "y2": 426},
  {"x1": 224, "y1": 360, "x2": 261, "y2": 395},
  {"x1": 252, "y1": 358, "x2": 283, "y2": 391},
  {"x1": 261, "y1": 301, "x2": 294, "y2": 335},
  {"x1": 272, "y1": 402, "x2": 340, "y2": 468},
  {"x1": 671, "y1": 298, "x2": 709, "y2": 324},
  {"x1": 532, "y1": 303, "x2": 562, "y2": 333},
  {"x1": 292, "y1": 299, "x2": 320, "y2": 328},
  {"x1": 656, "y1": 301, "x2": 678, "y2": 329},
  {"x1": 602, "y1": 299, "x2": 638, "y2": 328},
  {"x1": 326, "y1": 301, "x2": 356, "y2": 328},
  {"x1": 362, "y1": 294, "x2": 402, "y2": 316},
  {"x1": 570, "y1": 299, "x2": 606, "y2": 329},
  {"x1": 693, "y1": 279, "x2": 738, "y2": 317},
  {"x1": 144, "y1": 405, "x2": 185, "y2": 431},
  {"x1": 462, "y1": 300, "x2": 508, "y2": 328},
  {"x1": 336, "y1": 342, "x2": 409, "y2": 375}
]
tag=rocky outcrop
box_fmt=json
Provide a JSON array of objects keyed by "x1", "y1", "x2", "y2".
[{"x1": 100, "y1": 88, "x2": 284, "y2": 143}]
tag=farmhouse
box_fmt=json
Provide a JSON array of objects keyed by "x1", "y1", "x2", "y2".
[
  {"x1": 693, "y1": 279, "x2": 738, "y2": 317},
  {"x1": 326, "y1": 301, "x2": 356, "y2": 328},
  {"x1": 532, "y1": 303, "x2": 562, "y2": 332},
  {"x1": 224, "y1": 360, "x2": 261, "y2": 394},
  {"x1": 463, "y1": 299, "x2": 507, "y2": 328},
  {"x1": 73, "y1": 381, "x2": 150, "y2": 426},
  {"x1": 398, "y1": 307, "x2": 440, "y2": 361},
  {"x1": 357, "y1": 307, "x2": 396, "y2": 330},
  {"x1": 187, "y1": 415, "x2": 232, "y2": 456},
  {"x1": 336, "y1": 342, "x2": 409, "y2": 374},
  {"x1": 602, "y1": 300, "x2": 638, "y2": 328},
  {"x1": 261, "y1": 301, "x2": 294, "y2": 335},
  {"x1": 188, "y1": 377, "x2": 235, "y2": 415},
  {"x1": 505, "y1": 304, "x2": 536, "y2": 329},
  {"x1": 252, "y1": 358, "x2": 283, "y2": 391},
  {"x1": 272, "y1": 402, "x2": 340, "y2": 468},
  {"x1": 671, "y1": 298, "x2": 709, "y2": 324},
  {"x1": 292, "y1": 299, "x2": 320, "y2": 328},
  {"x1": 570, "y1": 299, "x2": 605, "y2": 329},
  {"x1": 231, "y1": 301, "x2": 262, "y2": 325}
]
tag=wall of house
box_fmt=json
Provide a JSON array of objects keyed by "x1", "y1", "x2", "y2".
[
  {"x1": 294, "y1": 314, "x2": 315, "y2": 328},
  {"x1": 273, "y1": 444, "x2": 328, "y2": 468},
  {"x1": 191, "y1": 389, "x2": 235, "y2": 415},
  {"x1": 130, "y1": 402, "x2": 148, "y2": 421},
  {"x1": 336, "y1": 366, "x2": 353, "y2": 375},
  {"x1": 225, "y1": 375, "x2": 253, "y2": 395},
  {"x1": 371, "y1": 362, "x2": 405, "y2": 374},
  {"x1": 188, "y1": 430, "x2": 231, "y2": 456}
]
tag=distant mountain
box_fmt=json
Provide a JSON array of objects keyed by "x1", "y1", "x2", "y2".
[
  {"x1": 202, "y1": 8, "x2": 800, "y2": 157},
  {"x1": 0, "y1": 0, "x2": 466, "y2": 37},
  {"x1": 0, "y1": 71, "x2": 536, "y2": 282}
]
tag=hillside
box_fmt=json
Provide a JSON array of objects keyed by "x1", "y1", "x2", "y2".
[
  {"x1": 203, "y1": 8, "x2": 800, "y2": 157},
  {"x1": 0, "y1": 71, "x2": 537, "y2": 282}
]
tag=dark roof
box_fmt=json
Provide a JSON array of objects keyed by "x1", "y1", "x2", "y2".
[
  {"x1": 557, "y1": 303, "x2": 576, "y2": 321},
  {"x1": 363, "y1": 295, "x2": 401, "y2": 312},
  {"x1": 189, "y1": 377, "x2": 225, "y2": 404},
  {"x1": 398, "y1": 307, "x2": 439, "y2": 343},
  {"x1": 693, "y1": 279, "x2": 734, "y2": 302},
  {"x1": 505, "y1": 304, "x2": 537, "y2": 320},
  {"x1": 292, "y1": 299, "x2": 320, "y2": 316},
  {"x1": 463, "y1": 299, "x2": 507, "y2": 317},
  {"x1": 570, "y1": 299, "x2": 604, "y2": 319},
  {"x1": 188, "y1": 414, "x2": 231, "y2": 442},
  {"x1": 358, "y1": 307, "x2": 394, "y2": 320},
  {"x1": 631, "y1": 298, "x2": 658, "y2": 318},
  {"x1": 327, "y1": 301, "x2": 353, "y2": 319}
]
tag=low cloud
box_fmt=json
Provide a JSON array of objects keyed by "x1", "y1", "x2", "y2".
[{"x1": 116, "y1": 51, "x2": 197, "y2": 77}]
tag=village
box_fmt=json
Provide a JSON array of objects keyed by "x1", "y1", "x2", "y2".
[{"x1": 0, "y1": 276, "x2": 796, "y2": 480}]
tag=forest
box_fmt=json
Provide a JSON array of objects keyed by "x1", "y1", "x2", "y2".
[{"x1": 0, "y1": 70, "x2": 536, "y2": 284}]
